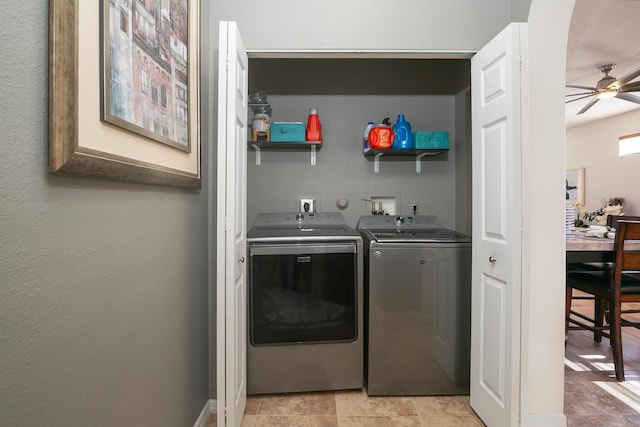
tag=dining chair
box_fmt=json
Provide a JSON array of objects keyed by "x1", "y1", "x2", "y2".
[
  {"x1": 566, "y1": 215, "x2": 640, "y2": 323},
  {"x1": 565, "y1": 219, "x2": 640, "y2": 381}
]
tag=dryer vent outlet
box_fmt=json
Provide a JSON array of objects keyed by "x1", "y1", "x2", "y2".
[{"x1": 298, "y1": 198, "x2": 316, "y2": 213}]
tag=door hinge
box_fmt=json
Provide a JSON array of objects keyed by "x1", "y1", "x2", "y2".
[{"x1": 224, "y1": 408, "x2": 227, "y2": 423}]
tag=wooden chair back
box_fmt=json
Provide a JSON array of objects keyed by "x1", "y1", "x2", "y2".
[
  {"x1": 613, "y1": 220, "x2": 640, "y2": 274},
  {"x1": 607, "y1": 215, "x2": 640, "y2": 228}
]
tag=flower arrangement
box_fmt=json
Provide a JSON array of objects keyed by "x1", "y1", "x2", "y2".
[{"x1": 574, "y1": 197, "x2": 624, "y2": 227}]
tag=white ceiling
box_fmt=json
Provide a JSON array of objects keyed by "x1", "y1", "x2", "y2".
[{"x1": 565, "y1": 0, "x2": 640, "y2": 128}]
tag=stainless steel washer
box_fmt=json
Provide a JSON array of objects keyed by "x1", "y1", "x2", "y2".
[
  {"x1": 357, "y1": 214, "x2": 472, "y2": 396},
  {"x1": 247, "y1": 212, "x2": 363, "y2": 395}
]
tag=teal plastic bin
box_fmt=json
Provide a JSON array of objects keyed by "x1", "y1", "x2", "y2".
[
  {"x1": 413, "y1": 131, "x2": 450, "y2": 149},
  {"x1": 271, "y1": 122, "x2": 306, "y2": 142}
]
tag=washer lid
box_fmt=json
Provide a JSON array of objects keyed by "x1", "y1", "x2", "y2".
[
  {"x1": 248, "y1": 212, "x2": 360, "y2": 241},
  {"x1": 362, "y1": 228, "x2": 471, "y2": 243},
  {"x1": 252, "y1": 212, "x2": 348, "y2": 229},
  {"x1": 356, "y1": 214, "x2": 442, "y2": 231}
]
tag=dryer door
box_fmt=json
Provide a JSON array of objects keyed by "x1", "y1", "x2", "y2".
[{"x1": 249, "y1": 243, "x2": 358, "y2": 345}]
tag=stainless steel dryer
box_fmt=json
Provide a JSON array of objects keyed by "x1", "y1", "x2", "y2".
[
  {"x1": 356, "y1": 214, "x2": 472, "y2": 396},
  {"x1": 247, "y1": 212, "x2": 363, "y2": 395}
]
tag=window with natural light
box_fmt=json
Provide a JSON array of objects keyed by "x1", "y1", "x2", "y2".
[{"x1": 619, "y1": 133, "x2": 640, "y2": 157}]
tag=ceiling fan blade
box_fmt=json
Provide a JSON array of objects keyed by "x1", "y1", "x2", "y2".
[
  {"x1": 577, "y1": 97, "x2": 599, "y2": 115},
  {"x1": 566, "y1": 91, "x2": 596, "y2": 97},
  {"x1": 612, "y1": 66, "x2": 640, "y2": 88},
  {"x1": 620, "y1": 81, "x2": 640, "y2": 93},
  {"x1": 566, "y1": 94, "x2": 598, "y2": 104},
  {"x1": 567, "y1": 84, "x2": 597, "y2": 91},
  {"x1": 615, "y1": 92, "x2": 640, "y2": 105}
]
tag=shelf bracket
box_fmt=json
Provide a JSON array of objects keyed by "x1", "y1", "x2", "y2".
[
  {"x1": 416, "y1": 153, "x2": 429, "y2": 173},
  {"x1": 251, "y1": 143, "x2": 261, "y2": 165},
  {"x1": 310, "y1": 145, "x2": 317, "y2": 166},
  {"x1": 374, "y1": 152, "x2": 384, "y2": 173}
]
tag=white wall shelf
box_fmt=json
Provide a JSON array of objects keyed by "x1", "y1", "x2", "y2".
[
  {"x1": 249, "y1": 141, "x2": 323, "y2": 166},
  {"x1": 363, "y1": 148, "x2": 448, "y2": 173}
]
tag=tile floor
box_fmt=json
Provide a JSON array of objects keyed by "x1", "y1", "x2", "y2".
[
  {"x1": 207, "y1": 297, "x2": 640, "y2": 426},
  {"x1": 207, "y1": 390, "x2": 484, "y2": 426}
]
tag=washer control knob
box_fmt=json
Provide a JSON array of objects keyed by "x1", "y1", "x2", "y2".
[
  {"x1": 295, "y1": 213, "x2": 304, "y2": 222},
  {"x1": 395, "y1": 216, "x2": 405, "y2": 226}
]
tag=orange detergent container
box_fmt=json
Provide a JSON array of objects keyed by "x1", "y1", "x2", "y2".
[
  {"x1": 306, "y1": 108, "x2": 322, "y2": 141},
  {"x1": 368, "y1": 118, "x2": 393, "y2": 149}
]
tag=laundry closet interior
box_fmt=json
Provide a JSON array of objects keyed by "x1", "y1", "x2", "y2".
[{"x1": 245, "y1": 56, "x2": 473, "y2": 234}]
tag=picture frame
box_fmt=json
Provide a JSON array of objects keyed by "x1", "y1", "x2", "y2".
[
  {"x1": 565, "y1": 167, "x2": 585, "y2": 205},
  {"x1": 49, "y1": 0, "x2": 201, "y2": 189}
]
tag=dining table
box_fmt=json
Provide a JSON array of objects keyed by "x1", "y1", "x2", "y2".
[{"x1": 566, "y1": 229, "x2": 640, "y2": 264}]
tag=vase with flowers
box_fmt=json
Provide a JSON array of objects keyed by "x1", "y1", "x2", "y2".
[{"x1": 575, "y1": 197, "x2": 624, "y2": 227}]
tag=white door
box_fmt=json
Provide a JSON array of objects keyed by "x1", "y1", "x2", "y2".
[
  {"x1": 216, "y1": 21, "x2": 248, "y2": 427},
  {"x1": 470, "y1": 23, "x2": 525, "y2": 427}
]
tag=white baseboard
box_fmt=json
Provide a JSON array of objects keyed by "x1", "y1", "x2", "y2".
[{"x1": 194, "y1": 399, "x2": 217, "y2": 427}]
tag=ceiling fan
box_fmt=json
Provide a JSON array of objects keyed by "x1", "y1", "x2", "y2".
[{"x1": 566, "y1": 63, "x2": 640, "y2": 114}]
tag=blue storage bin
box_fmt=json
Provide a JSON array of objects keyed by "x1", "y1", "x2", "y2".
[
  {"x1": 270, "y1": 122, "x2": 306, "y2": 142},
  {"x1": 413, "y1": 131, "x2": 449, "y2": 149}
]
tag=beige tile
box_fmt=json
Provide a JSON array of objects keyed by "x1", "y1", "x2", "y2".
[
  {"x1": 241, "y1": 415, "x2": 337, "y2": 427},
  {"x1": 245, "y1": 395, "x2": 261, "y2": 415},
  {"x1": 335, "y1": 389, "x2": 416, "y2": 417},
  {"x1": 387, "y1": 416, "x2": 423, "y2": 426},
  {"x1": 258, "y1": 392, "x2": 336, "y2": 416},
  {"x1": 411, "y1": 395, "x2": 476, "y2": 418},
  {"x1": 337, "y1": 416, "x2": 391, "y2": 426},
  {"x1": 206, "y1": 413, "x2": 217, "y2": 427},
  {"x1": 421, "y1": 415, "x2": 486, "y2": 427},
  {"x1": 288, "y1": 416, "x2": 338, "y2": 426}
]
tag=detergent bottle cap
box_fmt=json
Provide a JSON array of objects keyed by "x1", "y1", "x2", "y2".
[{"x1": 310, "y1": 108, "x2": 318, "y2": 115}]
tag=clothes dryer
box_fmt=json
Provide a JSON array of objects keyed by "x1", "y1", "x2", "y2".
[{"x1": 247, "y1": 212, "x2": 363, "y2": 394}]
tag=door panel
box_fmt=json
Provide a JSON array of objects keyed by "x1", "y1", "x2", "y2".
[
  {"x1": 217, "y1": 21, "x2": 248, "y2": 427},
  {"x1": 471, "y1": 23, "x2": 525, "y2": 427},
  {"x1": 483, "y1": 120, "x2": 508, "y2": 240}
]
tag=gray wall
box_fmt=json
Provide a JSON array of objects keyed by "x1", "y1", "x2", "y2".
[
  {"x1": 247, "y1": 94, "x2": 468, "y2": 230},
  {"x1": 1, "y1": 3, "x2": 209, "y2": 426},
  {"x1": 455, "y1": 88, "x2": 472, "y2": 236}
]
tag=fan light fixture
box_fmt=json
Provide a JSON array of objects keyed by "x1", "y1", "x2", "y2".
[{"x1": 598, "y1": 88, "x2": 618, "y2": 99}]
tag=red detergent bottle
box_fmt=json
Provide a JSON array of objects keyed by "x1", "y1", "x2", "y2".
[
  {"x1": 368, "y1": 118, "x2": 394, "y2": 149},
  {"x1": 306, "y1": 108, "x2": 322, "y2": 141}
]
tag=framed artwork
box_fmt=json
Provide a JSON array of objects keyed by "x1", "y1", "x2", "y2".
[
  {"x1": 101, "y1": 0, "x2": 190, "y2": 152},
  {"x1": 49, "y1": 0, "x2": 201, "y2": 188},
  {"x1": 565, "y1": 167, "x2": 585, "y2": 205}
]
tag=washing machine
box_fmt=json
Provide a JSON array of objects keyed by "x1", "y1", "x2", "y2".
[
  {"x1": 357, "y1": 214, "x2": 472, "y2": 396},
  {"x1": 247, "y1": 212, "x2": 363, "y2": 395}
]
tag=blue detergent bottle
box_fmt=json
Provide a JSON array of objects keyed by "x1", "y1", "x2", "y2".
[{"x1": 392, "y1": 114, "x2": 413, "y2": 149}]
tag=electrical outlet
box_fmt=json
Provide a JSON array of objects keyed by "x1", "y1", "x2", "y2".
[
  {"x1": 298, "y1": 197, "x2": 316, "y2": 213},
  {"x1": 410, "y1": 200, "x2": 419, "y2": 214}
]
